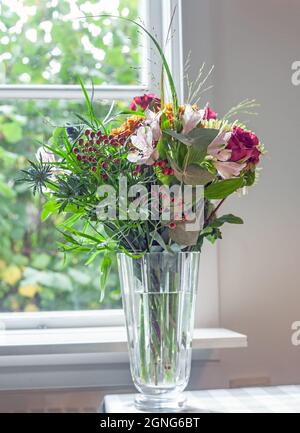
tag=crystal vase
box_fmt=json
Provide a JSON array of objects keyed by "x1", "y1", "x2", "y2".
[{"x1": 117, "y1": 252, "x2": 200, "y2": 411}]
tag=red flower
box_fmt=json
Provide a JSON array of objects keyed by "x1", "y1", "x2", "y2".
[
  {"x1": 204, "y1": 106, "x2": 217, "y2": 120},
  {"x1": 130, "y1": 93, "x2": 161, "y2": 112},
  {"x1": 227, "y1": 127, "x2": 261, "y2": 166}
]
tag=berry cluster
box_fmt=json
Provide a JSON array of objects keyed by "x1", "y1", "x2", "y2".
[
  {"x1": 72, "y1": 129, "x2": 124, "y2": 178},
  {"x1": 153, "y1": 159, "x2": 174, "y2": 176}
]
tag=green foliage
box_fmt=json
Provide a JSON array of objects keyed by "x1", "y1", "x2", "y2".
[
  {"x1": 99, "y1": 254, "x2": 112, "y2": 302},
  {"x1": 0, "y1": 0, "x2": 141, "y2": 86},
  {"x1": 205, "y1": 178, "x2": 244, "y2": 200},
  {"x1": 209, "y1": 214, "x2": 244, "y2": 227},
  {"x1": 165, "y1": 127, "x2": 219, "y2": 166}
]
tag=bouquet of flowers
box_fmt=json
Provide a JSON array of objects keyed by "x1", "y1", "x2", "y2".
[
  {"x1": 21, "y1": 76, "x2": 263, "y2": 293},
  {"x1": 20, "y1": 12, "x2": 264, "y2": 288}
]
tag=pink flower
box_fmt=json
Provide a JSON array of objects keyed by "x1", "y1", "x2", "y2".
[
  {"x1": 207, "y1": 131, "x2": 246, "y2": 179},
  {"x1": 181, "y1": 104, "x2": 205, "y2": 135},
  {"x1": 127, "y1": 126, "x2": 158, "y2": 166},
  {"x1": 227, "y1": 127, "x2": 260, "y2": 166},
  {"x1": 207, "y1": 131, "x2": 232, "y2": 158},
  {"x1": 214, "y1": 161, "x2": 246, "y2": 180},
  {"x1": 204, "y1": 106, "x2": 217, "y2": 120},
  {"x1": 144, "y1": 109, "x2": 162, "y2": 142},
  {"x1": 130, "y1": 93, "x2": 161, "y2": 112}
]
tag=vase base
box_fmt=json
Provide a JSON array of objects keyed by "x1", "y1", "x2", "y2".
[{"x1": 134, "y1": 393, "x2": 186, "y2": 412}]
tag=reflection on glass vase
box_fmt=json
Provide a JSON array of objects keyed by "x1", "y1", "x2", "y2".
[{"x1": 117, "y1": 252, "x2": 200, "y2": 411}]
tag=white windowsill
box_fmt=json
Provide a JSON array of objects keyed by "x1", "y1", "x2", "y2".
[
  {"x1": 0, "y1": 326, "x2": 247, "y2": 358},
  {"x1": 0, "y1": 327, "x2": 247, "y2": 391}
]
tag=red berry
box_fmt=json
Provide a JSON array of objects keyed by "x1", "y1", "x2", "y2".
[
  {"x1": 169, "y1": 222, "x2": 177, "y2": 230},
  {"x1": 162, "y1": 168, "x2": 169, "y2": 176},
  {"x1": 88, "y1": 147, "x2": 93, "y2": 152},
  {"x1": 73, "y1": 147, "x2": 80, "y2": 154},
  {"x1": 101, "y1": 173, "x2": 108, "y2": 181},
  {"x1": 160, "y1": 160, "x2": 167, "y2": 168},
  {"x1": 97, "y1": 131, "x2": 102, "y2": 137},
  {"x1": 90, "y1": 131, "x2": 95, "y2": 138},
  {"x1": 78, "y1": 138, "x2": 84, "y2": 146},
  {"x1": 168, "y1": 168, "x2": 174, "y2": 176},
  {"x1": 96, "y1": 139, "x2": 101, "y2": 145},
  {"x1": 85, "y1": 129, "x2": 90, "y2": 136},
  {"x1": 77, "y1": 154, "x2": 82, "y2": 161},
  {"x1": 101, "y1": 161, "x2": 108, "y2": 169},
  {"x1": 91, "y1": 166, "x2": 97, "y2": 172}
]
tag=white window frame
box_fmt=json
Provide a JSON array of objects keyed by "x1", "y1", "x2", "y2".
[{"x1": 0, "y1": 0, "x2": 219, "y2": 332}]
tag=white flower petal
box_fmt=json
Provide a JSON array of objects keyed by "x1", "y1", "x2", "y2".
[
  {"x1": 36, "y1": 147, "x2": 55, "y2": 163},
  {"x1": 182, "y1": 105, "x2": 205, "y2": 135},
  {"x1": 207, "y1": 131, "x2": 232, "y2": 157},
  {"x1": 214, "y1": 161, "x2": 246, "y2": 179}
]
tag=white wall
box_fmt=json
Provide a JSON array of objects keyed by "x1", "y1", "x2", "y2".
[{"x1": 182, "y1": 0, "x2": 300, "y2": 387}]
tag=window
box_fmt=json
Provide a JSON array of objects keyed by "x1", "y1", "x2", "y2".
[{"x1": 0, "y1": 0, "x2": 184, "y2": 327}]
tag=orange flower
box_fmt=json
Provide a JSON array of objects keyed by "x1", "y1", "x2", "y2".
[{"x1": 111, "y1": 115, "x2": 144, "y2": 138}]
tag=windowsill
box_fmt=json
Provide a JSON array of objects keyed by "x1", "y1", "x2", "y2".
[
  {"x1": 0, "y1": 326, "x2": 247, "y2": 358},
  {"x1": 0, "y1": 327, "x2": 247, "y2": 391}
]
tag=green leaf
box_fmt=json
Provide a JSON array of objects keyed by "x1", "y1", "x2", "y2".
[
  {"x1": 85, "y1": 250, "x2": 102, "y2": 266},
  {"x1": 165, "y1": 128, "x2": 219, "y2": 165},
  {"x1": 210, "y1": 214, "x2": 244, "y2": 228},
  {"x1": 169, "y1": 160, "x2": 214, "y2": 186},
  {"x1": 205, "y1": 178, "x2": 244, "y2": 199},
  {"x1": 150, "y1": 231, "x2": 168, "y2": 251},
  {"x1": 41, "y1": 199, "x2": 60, "y2": 221},
  {"x1": 52, "y1": 127, "x2": 67, "y2": 147},
  {"x1": 1, "y1": 122, "x2": 22, "y2": 143},
  {"x1": 156, "y1": 138, "x2": 167, "y2": 160},
  {"x1": 169, "y1": 221, "x2": 200, "y2": 246},
  {"x1": 164, "y1": 128, "x2": 219, "y2": 148},
  {"x1": 244, "y1": 169, "x2": 256, "y2": 186},
  {"x1": 99, "y1": 253, "x2": 112, "y2": 303}
]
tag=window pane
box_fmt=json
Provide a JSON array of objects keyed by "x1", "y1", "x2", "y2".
[
  {"x1": 0, "y1": 0, "x2": 142, "y2": 85},
  {"x1": 0, "y1": 99, "x2": 123, "y2": 312}
]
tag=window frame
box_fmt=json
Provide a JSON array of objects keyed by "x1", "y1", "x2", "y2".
[{"x1": 0, "y1": 0, "x2": 219, "y2": 332}]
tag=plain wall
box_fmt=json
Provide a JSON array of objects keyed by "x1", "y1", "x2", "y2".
[{"x1": 182, "y1": 0, "x2": 300, "y2": 387}]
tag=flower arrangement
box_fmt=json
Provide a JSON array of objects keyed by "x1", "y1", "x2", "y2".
[{"x1": 21, "y1": 15, "x2": 264, "y2": 297}]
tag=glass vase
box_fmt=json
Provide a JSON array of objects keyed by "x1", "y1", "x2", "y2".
[{"x1": 117, "y1": 252, "x2": 200, "y2": 411}]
